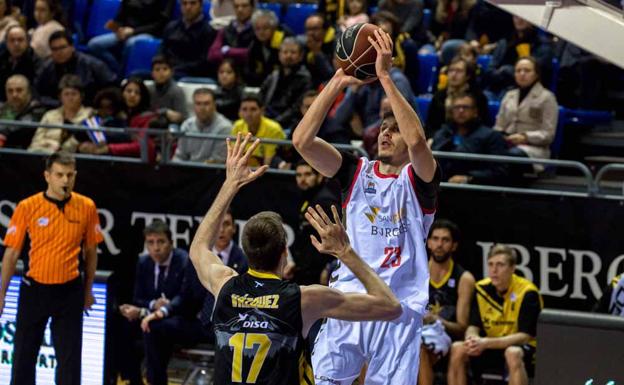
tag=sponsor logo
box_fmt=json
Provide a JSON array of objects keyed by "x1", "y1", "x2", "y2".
[
  {"x1": 371, "y1": 223, "x2": 410, "y2": 237},
  {"x1": 242, "y1": 320, "x2": 270, "y2": 329},
  {"x1": 448, "y1": 278, "x2": 456, "y2": 288},
  {"x1": 238, "y1": 313, "x2": 249, "y2": 321},
  {"x1": 254, "y1": 281, "x2": 264, "y2": 288},
  {"x1": 364, "y1": 206, "x2": 380, "y2": 223},
  {"x1": 364, "y1": 207, "x2": 408, "y2": 225},
  {"x1": 364, "y1": 182, "x2": 377, "y2": 195},
  {"x1": 231, "y1": 294, "x2": 279, "y2": 309},
  {"x1": 37, "y1": 217, "x2": 49, "y2": 227},
  {"x1": 6, "y1": 225, "x2": 16, "y2": 235}
]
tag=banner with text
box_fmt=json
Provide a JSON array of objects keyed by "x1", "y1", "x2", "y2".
[{"x1": 1, "y1": 153, "x2": 623, "y2": 310}]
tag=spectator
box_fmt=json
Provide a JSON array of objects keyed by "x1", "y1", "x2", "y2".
[
  {"x1": 419, "y1": 219, "x2": 475, "y2": 385},
  {"x1": 284, "y1": 160, "x2": 340, "y2": 285},
  {"x1": 260, "y1": 37, "x2": 312, "y2": 129},
  {"x1": 464, "y1": 1, "x2": 513, "y2": 55},
  {"x1": 114, "y1": 219, "x2": 189, "y2": 385},
  {"x1": 0, "y1": 26, "x2": 41, "y2": 101},
  {"x1": 28, "y1": 74, "x2": 93, "y2": 153},
  {"x1": 29, "y1": 0, "x2": 66, "y2": 59},
  {"x1": 231, "y1": 93, "x2": 285, "y2": 166},
  {"x1": 0, "y1": 75, "x2": 46, "y2": 148},
  {"x1": 372, "y1": 11, "x2": 421, "y2": 77},
  {"x1": 297, "y1": 14, "x2": 336, "y2": 87},
  {"x1": 334, "y1": 64, "x2": 415, "y2": 131},
  {"x1": 337, "y1": 0, "x2": 369, "y2": 32},
  {"x1": 209, "y1": 0, "x2": 235, "y2": 30},
  {"x1": 35, "y1": 30, "x2": 117, "y2": 106},
  {"x1": 140, "y1": 211, "x2": 248, "y2": 385},
  {"x1": 426, "y1": 56, "x2": 488, "y2": 137},
  {"x1": 148, "y1": 55, "x2": 187, "y2": 125},
  {"x1": 173, "y1": 88, "x2": 232, "y2": 163},
  {"x1": 447, "y1": 244, "x2": 543, "y2": 385},
  {"x1": 244, "y1": 9, "x2": 288, "y2": 87},
  {"x1": 295, "y1": 89, "x2": 349, "y2": 143},
  {"x1": 430, "y1": 0, "x2": 478, "y2": 64},
  {"x1": 160, "y1": 0, "x2": 216, "y2": 78},
  {"x1": 207, "y1": 0, "x2": 255, "y2": 66},
  {"x1": 77, "y1": 87, "x2": 130, "y2": 151},
  {"x1": 317, "y1": 0, "x2": 344, "y2": 26},
  {"x1": 430, "y1": 92, "x2": 509, "y2": 184},
  {"x1": 79, "y1": 77, "x2": 157, "y2": 160},
  {"x1": 593, "y1": 273, "x2": 624, "y2": 316},
  {"x1": 484, "y1": 16, "x2": 553, "y2": 99},
  {"x1": 87, "y1": 0, "x2": 176, "y2": 75},
  {"x1": 0, "y1": 0, "x2": 19, "y2": 43},
  {"x1": 494, "y1": 56, "x2": 558, "y2": 169},
  {"x1": 215, "y1": 59, "x2": 244, "y2": 121},
  {"x1": 379, "y1": 0, "x2": 426, "y2": 40}
]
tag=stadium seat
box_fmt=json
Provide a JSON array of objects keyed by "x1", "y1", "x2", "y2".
[
  {"x1": 422, "y1": 8, "x2": 432, "y2": 31},
  {"x1": 86, "y1": 0, "x2": 121, "y2": 39},
  {"x1": 284, "y1": 3, "x2": 318, "y2": 35},
  {"x1": 71, "y1": 0, "x2": 90, "y2": 42},
  {"x1": 487, "y1": 100, "x2": 500, "y2": 125},
  {"x1": 368, "y1": 6, "x2": 378, "y2": 14},
  {"x1": 124, "y1": 38, "x2": 162, "y2": 77},
  {"x1": 477, "y1": 54, "x2": 492, "y2": 71},
  {"x1": 258, "y1": 2, "x2": 283, "y2": 21},
  {"x1": 564, "y1": 109, "x2": 614, "y2": 126},
  {"x1": 416, "y1": 53, "x2": 439, "y2": 95},
  {"x1": 416, "y1": 96, "x2": 432, "y2": 122},
  {"x1": 173, "y1": 0, "x2": 182, "y2": 19},
  {"x1": 203, "y1": 1, "x2": 212, "y2": 20},
  {"x1": 550, "y1": 57, "x2": 560, "y2": 93},
  {"x1": 550, "y1": 107, "x2": 567, "y2": 158}
]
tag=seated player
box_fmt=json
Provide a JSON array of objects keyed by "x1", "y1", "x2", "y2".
[
  {"x1": 189, "y1": 133, "x2": 403, "y2": 384},
  {"x1": 447, "y1": 244, "x2": 543, "y2": 385},
  {"x1": 419, "y1": 219, "x2": 475, "y2": 385},
  {"x1": 593, "y1": 273, "x2": 624, "y2": 317}
]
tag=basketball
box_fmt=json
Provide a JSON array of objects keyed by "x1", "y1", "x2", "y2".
[{"x1": 335, "y1": 23, "x2": 379, "y2": 80}]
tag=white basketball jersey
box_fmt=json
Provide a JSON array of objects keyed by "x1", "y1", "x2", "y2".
[{"x1": 330, "y1": 157, "x2": 435, "y2": 313}]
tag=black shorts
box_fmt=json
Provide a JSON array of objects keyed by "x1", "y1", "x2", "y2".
[{"x1": 470, "y1": 345, "x2": 536, "y2": 379}]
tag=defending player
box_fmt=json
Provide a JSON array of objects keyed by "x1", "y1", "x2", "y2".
[
  {"x1": 292, "y1": 30, "x2": 440, "y2": 384},
  {"x1": 189, "y1": 133, "x2": 403, "y2": 385}
]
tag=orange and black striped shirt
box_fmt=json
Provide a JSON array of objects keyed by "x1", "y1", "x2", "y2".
[{"x1": 3, "y1": 192, "x2": 104, "y2": 284}]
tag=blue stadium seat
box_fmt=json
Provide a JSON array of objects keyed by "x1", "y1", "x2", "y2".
[
  {"x1": 258, "y1": 2, "x2": 283, "y2": 21},
  {"x1": 422, "y1": 9, "x2": 432, "y2": 31},
  {"x1": 477, "y1": 54, "x2": 491, "y2": 71},
  {"x1": 550, "y1": 107, "x2": 566, "y2": 158},
  {"x1": 124, "y1": 38, "x2": 162, "y2": 77},
  {"x1": 416, "y1": 96, "x2": 432, "y2": 122},
  {"x1": 203, "y1": 1, "x2": 212, "y2": 20},
  {"x1": 487, "y1": 100, "x2": 500, "y2": 125},
  {"x1": 86, "y1": 0, "x2": 121, "y2": 39},
  {"x1": 368, "y1": 6, "x2": 378, "y2": 14},
  {"x1": 173, "y1": 0, "x2": 182, "y2": 19},
  {"x1": 550, "y1": 57, "x2": 559, "y2": 93},
  {"x1": 416, "y1": 53, "x2": 439, "y2": 95},
  {"x1": 564, "y1": 109, "x2": 613, "y2": 126},
  {"x1": 284, "y1": 3, "x2": 318, "y2": 35},
  {"x1": 71, "y1": 0, "x2": 90, "y2": 42}
]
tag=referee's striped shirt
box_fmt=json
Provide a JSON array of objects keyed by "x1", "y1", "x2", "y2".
[{"x1": 3, "y1": 192, "x2": 104, "y2": 284}]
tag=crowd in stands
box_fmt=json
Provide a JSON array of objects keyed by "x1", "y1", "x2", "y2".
[{"x1": 0, "y1": 0, "x2": 620, "y2": 181}]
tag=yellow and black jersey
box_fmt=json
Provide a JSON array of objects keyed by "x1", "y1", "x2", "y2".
[
  {"x1": 428, "y1": 259, "x2": 465, "y2": 322},
  {"x1": 470, "y1": 274, "x2": 543, "y2": 347},
  {"x1": 213, "y1": 269, "x2": 313, "y2": 385}
]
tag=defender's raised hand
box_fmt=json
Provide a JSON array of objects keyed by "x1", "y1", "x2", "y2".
[
  {"x1": 305, "y1": 205, "x2": 350, "y2": 257},
  {"x1": 225, "y1": 133, "x2": 269, "y2": 188}
]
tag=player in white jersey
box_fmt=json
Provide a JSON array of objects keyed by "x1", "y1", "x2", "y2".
[{"x1": 292, "y1": 30, "x2": 440, "y2": 385}]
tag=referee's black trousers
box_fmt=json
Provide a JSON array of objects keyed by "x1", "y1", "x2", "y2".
[{"x1": 11, "y1": 276, "x2": 84, "y2": 385}]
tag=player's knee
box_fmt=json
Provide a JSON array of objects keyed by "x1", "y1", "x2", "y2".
[
  {"x1": 504, "y1": 346, "x2": 525, "y2": 369},
  {"x1": 449, "y1": 341, "x2": 467, "y2": 363}
]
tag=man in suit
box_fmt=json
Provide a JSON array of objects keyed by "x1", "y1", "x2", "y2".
[
  {"x1": 139, "y1": 210, "x2": 248, "y2": 385},
  {"x1": 115, "y1": 219, "x2": 189, "y2": 385}
]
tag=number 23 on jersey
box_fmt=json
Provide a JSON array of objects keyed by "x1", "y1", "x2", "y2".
[{"x1": 380, "y1": 247, "x2": 401, "y2": 268}]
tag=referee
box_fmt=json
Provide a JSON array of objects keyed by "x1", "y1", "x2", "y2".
[{"x1": 0, "y1": 151, "x2": 103, "y2": 385}]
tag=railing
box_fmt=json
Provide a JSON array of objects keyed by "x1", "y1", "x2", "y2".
[{"x1": 5, "y1": 119, "x2": 624, "y2": 199}]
